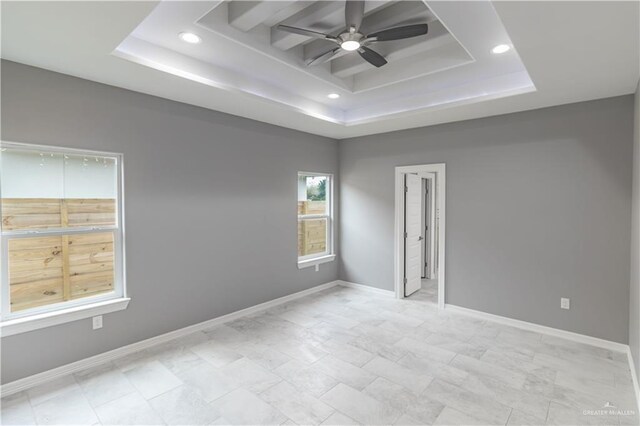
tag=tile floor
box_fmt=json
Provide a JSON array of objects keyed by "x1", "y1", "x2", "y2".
[
  {"x1": 407, "y1": 280, "x2": 438, "y2": 304},
  {"x1": 1, "y1": 285, "x2": 637, "y2": 425}
]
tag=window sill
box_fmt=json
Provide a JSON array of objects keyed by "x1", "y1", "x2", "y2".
[
  {"x1": 298, "y1": 254, "x2": 336, "y2": 269},
  {"x1": 0, "y1": 297, "x2": 130, "y2": 337}
]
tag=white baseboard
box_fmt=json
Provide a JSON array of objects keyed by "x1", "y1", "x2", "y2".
[
  {"x1": 337, "y1": 280, "x2": 395, "y2": 297},
  {"x1": 627, "y1": 348, "x2": 640, "y2": 413},
  {"x1": 0, "y1": 280, "x2": 340, "y2": 398},
  {"x1": 445, "y1": 304, "x2": 628, "y2": 353}
]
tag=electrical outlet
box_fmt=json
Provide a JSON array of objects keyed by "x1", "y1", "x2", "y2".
[
  {"x1": 92, "y1": 315, "x2": 103, "y2": 330},
  {"x1": 315, "y1": 264, "x2": 320, "y2": 272},
  {"x1": 561, "y1": 298, "x2": 570, "y2": 310}
]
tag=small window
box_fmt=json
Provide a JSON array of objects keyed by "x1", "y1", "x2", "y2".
[
  {"x1": 298, "y1": 173, "x2": 334, "y2": 267},
  {"x1": 0, "y1": 142, "x2": 125, "y2": 321}
]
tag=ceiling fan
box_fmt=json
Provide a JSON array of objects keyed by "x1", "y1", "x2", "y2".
[{"x1": 277, "y1": 0, "x2": 428, "y2": 68}]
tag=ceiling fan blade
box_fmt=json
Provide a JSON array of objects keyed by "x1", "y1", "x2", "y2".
[
  {"x1": 367, "y1": 24, "x2": 428, "y2": 42},
  {"x1": 358, "y1": 46, "x2": 387, "y2": 68},
  {"x1": 307, "y1": 47, "x2": 342, "y2": 66},
  {"x1": 345, "y1": 0, "x2": 365, "y2": 32},
  {"x1": 277, "y1": 25, "x2": 337, "y2": 41}
]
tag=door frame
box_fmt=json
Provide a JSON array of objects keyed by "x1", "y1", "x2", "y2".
[
  {"x1": 394, "y1": 163, "x2": 446, "y2": 308},
  {"x1": 421, "y1": 174, "x2": 437, "y2": 279}
]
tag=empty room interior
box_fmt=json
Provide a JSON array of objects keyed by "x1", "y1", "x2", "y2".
[{"x1": 1, "y1": 1, "x2": 640, "y2": 425}]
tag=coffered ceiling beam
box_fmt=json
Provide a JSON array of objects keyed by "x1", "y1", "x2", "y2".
[{"x1": 228, "y1": 1, "x2": 298, "y2": 32}]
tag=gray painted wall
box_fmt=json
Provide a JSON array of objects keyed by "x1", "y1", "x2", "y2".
[
  {"x1": 1, "y1": 59, "x2": 635, "y2": 384},
  {"x1": 630, "y1": 80, "x2": 640, "y2": 378},
  {"x1": 339, "y1": 97, "x2": 634, "y2": 343},
  {"x1": 0, "y1": 60, "x2": 339, "y2": 383}
]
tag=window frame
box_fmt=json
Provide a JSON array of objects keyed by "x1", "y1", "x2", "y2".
[
  {"x1": 0, "y1": 141, "x2": 128, "y2": 336},
  {"x1": 297, "y1": 171, "x2": 335, "y2": 269}
]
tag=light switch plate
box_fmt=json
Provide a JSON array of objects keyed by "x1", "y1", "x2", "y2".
[{"x1": 560, "y1": 298, "x2": 570, "y2": 310}]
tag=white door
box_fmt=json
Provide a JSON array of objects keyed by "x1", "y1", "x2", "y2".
[
  {"x1": 405, "y1": 173, "x2": 422, "y2": 296},
  {"x1": 426, "y1": 173, "x2": 437, "y2": 279}
]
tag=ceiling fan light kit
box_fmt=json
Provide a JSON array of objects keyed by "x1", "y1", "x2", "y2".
[{"x1": 277, "y1": 0, "x2": 429, "y2": 68}]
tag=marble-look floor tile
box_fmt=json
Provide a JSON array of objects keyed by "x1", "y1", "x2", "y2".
[
  {"x1": 149, "y1": 385, "x2": 220, "y2": 425},
  {"x1": 148, "y1": 336, "x2": 208, "y2": 375},
  {"x1": 425, "y1": 379, "x2": 512, "y2": 425},
  {"x1": 321, "y1": 383, "x2": 402, "y2": 425},
  {"x1": 532, "y1": 353, "x2": 616, "y2": 386},
  {"x1": 313, "y1": 311, "x2": 361, "y2": 330},
  {"x1": 234, "y1": 341, "x2": 293, "y2": 370},
  {"x1": 8, "y1": 285, "x2": 636, "y2": 426},
  {"x1": 176, "y1": 362, "x2": 238, "y2": 402},
  {"x1": 74, "y1": 363, "x2": 137, "y2": 407},
  {"x1": 94, "y1": 391, "x2": 165, "y2": 425},
  {"x1": 124, "y1": 360, "x2": 183, "y2": 400},
  {"x1": 219, "y1": 357, "x2": 282, "y2": 393},
  {"x1": 539, "y1": 335, "x2": 626, "y2": 364},
  {"x1": 546, "y1": 400, "x2": 617, "y2": 426},
  {"x1": 259, "y1": 380, "x2": 335, "y2": 425},
  {"x1": 203, "y1": 324, "x2": 250, "y2": 346},
  {"x1": 272, "y1": 338, "x2": 328, "y2": 363},
  {"x1": 313, "y1": 355, "x2": 377, "y2": 391},
  {"x1": 393, "y1": 413, "x2": 425, "y2": 425},
  {"x1": 278, "y1": 309, "x2": 323, "y2": 328},
  {"x1": 27, "y1": 375, "x2": 81, "y2": 407},
  {"x1": 523, "y1": 371, "x2": 556, "y2": 398},
  {"x1": 459, "y1": 373, "x2": 549, "y2": 421},
  {"x1": 320, "y1": 411, "x2": 360, "y2": 425},
  {"x1": 507, "y1": 409, "x2": 547, "y2": 426},
  {"x1": 396, "y1": 353, "x2": 469, "y2": 387},
  {"x1": 1, "y1": 392, "x2": 36, "y2": 426},
  {"x1": 480, "y1": 348, "x2": 547, "y2": 375},
  {"x1": 450, "y1": 354, "x2": 527, "y2": 389},
  {"x1": 32, "y1": 388, "x2": 98, "y2": 425},
  {"x1": 348, "y1": 335, "x2": 409, "y2": 362},
  {"x1": 362, "y1": 356, "x2": 433, "y2": 394},
  {"x1": 308, "y1": 322, "x2": 359, "y2": 344},
  {"x1": 363, "y1": 377, "x2": 444, "y2": 424},
  {"x1": 189, "y1": 339, "x2": 243, "y2": 368},
  {"x1": 424, "y1": 332, "x2": 489, "y2": 359},
  {"x1": 351, "y1": 323, "x2": 404, "y2": 346},
  {"x1": 314, "y1": 338, "x2": 375, "y2": 367},
  {"x1": 551, "y1": 382, "x2": 615, "y2": 411},
  {"x1": 273, "y1": 359, "x2": 339, "y2": 397},
  {"x1": 378, "y1": 310, "x2": 425, "y2": 328},
  {"x1": 619, "y1": 411, "x2": 640, "y2": 425},
  {"x1": 113, "y1": 349, "x2": 156, "y2": 373},
  {"x1": 393, "y1": 337, "x2": 457, "y2": 364},
  {"x1": 554, "y1": 370, "x2": 637, "y2": 408},
  {"x1": 210, "y1": 388, "x2": 287, "y2": 425},
  {"x1": 433, "y1": 406, "x2": 495, "y2": 426}
]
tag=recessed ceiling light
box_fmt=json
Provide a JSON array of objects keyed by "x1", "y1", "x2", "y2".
[
  {"x1": 341, "y1": 40, "x2": 361, "y2": 51},
  {"x1": 491, "y1": 44, "x2": 510, "y2": 54},
  {"x1": 327, "y1": 93, "x2": 340, "y2": 99},
  {"x1": 179, "y1": 32, "x2": 201, "y2": 44}
]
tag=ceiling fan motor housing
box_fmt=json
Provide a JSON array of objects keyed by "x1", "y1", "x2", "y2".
[{"x1": 339, "y1": 32, "x2": 364, "y2": 50}]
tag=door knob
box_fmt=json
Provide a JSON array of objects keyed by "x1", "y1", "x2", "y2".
[{"x1": 418, "y1": 236, "x2": 423, "y2": 241}]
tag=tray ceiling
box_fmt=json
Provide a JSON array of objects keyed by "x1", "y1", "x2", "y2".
[
  {"x1": 114, "y1": 0, "x2": 534, "y2": 125},
  {"x1": 4, "y1": 1, "x2": 637, "y2": 138}
]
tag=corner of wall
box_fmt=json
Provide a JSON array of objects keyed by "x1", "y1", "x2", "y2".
[{"x1": 629, "y1": 78, "x2": 640, "y2": 411}]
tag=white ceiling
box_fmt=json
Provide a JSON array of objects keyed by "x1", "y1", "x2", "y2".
[{"x1": 1, "y1": 1, "x2": 639, "y2": 139}]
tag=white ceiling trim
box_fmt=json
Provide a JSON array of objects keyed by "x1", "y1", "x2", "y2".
[{"x1": 114, "y1": 36, "x2": 346, "y2": 125}]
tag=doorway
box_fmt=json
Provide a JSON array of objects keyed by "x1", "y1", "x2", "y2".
[{"x1": 394, "y1": 164, "x2": 446, "y2": 308}]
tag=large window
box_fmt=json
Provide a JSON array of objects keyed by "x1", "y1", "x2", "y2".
[
  {"x1": 297, "y1": 172, "x2": 334, "y2": 268},
  {"x1": 0, "y1": 142, "x2": 126, "y2": 333}
]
